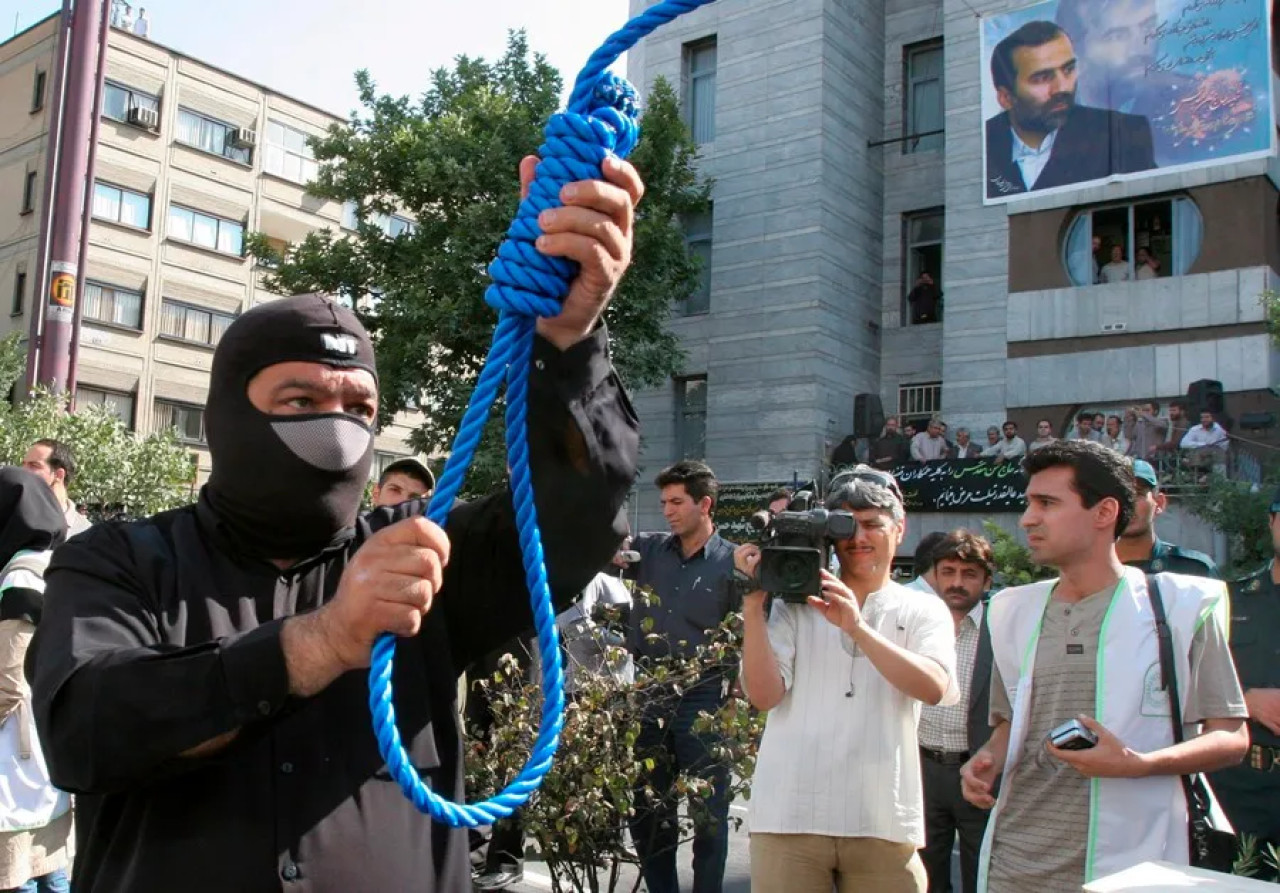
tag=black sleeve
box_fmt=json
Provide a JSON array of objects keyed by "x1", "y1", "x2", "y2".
[
  {"x1": 27, "y1": 523, "x2": 291, "y2": 795},
  {"x1": 434, "y1": 327, "x2": 639, "y2": 672}
]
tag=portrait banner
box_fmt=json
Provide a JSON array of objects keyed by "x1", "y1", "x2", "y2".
[{"x1": 980, "y1": 0, "x2": 1274, "y2": 205}]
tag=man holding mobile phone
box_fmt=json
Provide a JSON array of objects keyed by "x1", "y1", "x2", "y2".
[{"x1": 959, "y1": 441, "x2": 1248, "y2": 892}]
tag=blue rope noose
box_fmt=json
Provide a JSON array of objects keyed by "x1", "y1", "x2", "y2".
[{"x1": 368, "y1": 0, "x2": 719, "y2": 827}]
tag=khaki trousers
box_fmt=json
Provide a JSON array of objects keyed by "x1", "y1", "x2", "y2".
[{"x1": 750, "y1": 832, "x2": 927, "y2": 893}]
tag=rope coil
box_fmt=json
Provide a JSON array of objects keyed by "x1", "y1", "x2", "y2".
[{"x1": 368, "y1": 0, "x2": 718, "y2": 828}]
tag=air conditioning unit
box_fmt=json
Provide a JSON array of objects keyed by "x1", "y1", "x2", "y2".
[
  {"x1": 230, "y1": 127, "x2": 257, "y2": 149},
  {"x1": 127, "y1": 105, "x2": 159, "y2": 131}
]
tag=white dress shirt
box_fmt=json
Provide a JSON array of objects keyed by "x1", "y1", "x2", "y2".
[
  {"x1": 1010, "y1": 127, "x2": 1058, "y2": 190},
  {"x1": 747, "y1": 581, "x2": 958, "y2": 845},
  {"x1": 1180, "y1": 422, "x2": 1229, "y2": 451}
]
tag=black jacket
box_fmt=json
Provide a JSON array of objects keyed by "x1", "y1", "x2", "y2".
[
  {"x1": 26, "y1": 329, "x2": 639, "y2": 893},
  {"x1": 968, "y1": 605, "x2": 996, "y2": 753},
  {"x1": 985, "y1": 104, "x2": 1155, "y2": 200}
]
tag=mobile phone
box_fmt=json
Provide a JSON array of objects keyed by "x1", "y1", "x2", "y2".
[{"x1": 1048, "y1": 719, "x2": 1098, "y2": 751}]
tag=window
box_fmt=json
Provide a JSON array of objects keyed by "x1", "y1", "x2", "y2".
[
  {"x1": 83, "y1": 281, "x2": 143, "y2": 328},
  {"x1": 11, "y1": 269, "x2": 26, "y2": 316},
  {"x1": 682, "y1": 206, "x2": 713, "y2": 315},
  {"x1": 674, "y1": 375, "x2": 707, "y2": 460},
  {"x1": 92, "y1": 181, "x2": 151, "y2": 229},
  {"x1": 341, "y1": 200, "x2": 360, "y2": 231},
  {"x1": 77, "y1": 387, "x2": 135, "y2": 428},
  {"x1": 684, "y1": 38, "x2": 717, "y2": 144},
  {"x1": 167, "y1": 204, "x2": 244, "y2": 256},
  {"x1": 903, "y1": 209, "x2": 944, "y2": 324},
  {"x1": 264, "y1": 119, "x2": 320, "y2": 184},
  {"x1": 1062, "y1": 196, "x2": 1202, "y2": 286},
  {"x1": 155, "y1": 400, "x2": 205, "y2": 443},
  {"x1": 159, "y1": 299, "x2": 236, "y2": 347},
  {"x1": 31, "y1": 69, "x2": 46, "y2": 112},
  {"x1": 904, "y1": 41, "x2": 944, "y2": 153},
  {"x1": 21, "y1": 170, "x2": 37, "y2": 214},
  {"x1": 102, "y1": 81, "x2": 159, "y2": 123},
  {"x1": 899, "y1": 382, "x2": 942, "y2": 417},
  {"x1": 176, "y1": 108, "x2": 251, "y2": 164}
]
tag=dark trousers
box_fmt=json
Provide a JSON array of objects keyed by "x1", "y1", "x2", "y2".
[
  {"x1": 919, "y1": 750, "x2": 989, "y2": 893},
  {"x1": 630, "y1": 685, "x2": 730, "y2": 893}
]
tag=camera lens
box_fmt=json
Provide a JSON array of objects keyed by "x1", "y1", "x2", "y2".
[{"x1": 776, "y1": 553, "x2": 811, "y2": 590}]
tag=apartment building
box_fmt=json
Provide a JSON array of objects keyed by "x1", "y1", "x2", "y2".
[
  {"x1": 0, "y1": 13, "x2": 422, "y2": 482},
  {"x1": 626, "y1": 0, "x2": 1280, "y2": 550}
]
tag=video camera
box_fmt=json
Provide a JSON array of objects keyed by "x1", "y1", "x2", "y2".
[{"x1": 747, "y1": 490, "x2": 855, "y2": 603}]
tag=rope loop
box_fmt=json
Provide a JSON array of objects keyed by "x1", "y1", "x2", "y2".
[{"x1": 367, "y1": 0, "x2": 719, "y2": 829}]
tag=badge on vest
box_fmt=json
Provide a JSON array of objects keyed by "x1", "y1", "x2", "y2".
[{"x1": 1140, "y1": 661, "x2": 1172, "y2": 717}]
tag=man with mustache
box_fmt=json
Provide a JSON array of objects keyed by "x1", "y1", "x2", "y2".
[
  {"x1": 917, "y1": 530, "x2": 997, "y2": 893},
  {"x1": 985, "y1": 20, "x2": 1155, "y2": 200}
]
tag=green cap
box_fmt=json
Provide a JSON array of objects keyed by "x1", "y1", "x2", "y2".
[{"x1": 1132, "y1": 459, "x2": 1159, "y2": 490}]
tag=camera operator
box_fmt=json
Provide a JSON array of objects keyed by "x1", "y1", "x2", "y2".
[
  {"x1": 960, "y1": 441, "x2": 1247, "y2": 892},
  {"x1": 735, "y1": 466, "x2": 957, "y2": 893}
]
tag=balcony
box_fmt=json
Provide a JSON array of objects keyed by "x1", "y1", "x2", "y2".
[{"x1": 1008, "y1": 266, "x2": 1275, "y2": 342}]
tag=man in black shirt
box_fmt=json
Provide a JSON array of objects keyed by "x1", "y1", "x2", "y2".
[{"x1": 26, "y1": 156, "x2": 643, "y2": 893}]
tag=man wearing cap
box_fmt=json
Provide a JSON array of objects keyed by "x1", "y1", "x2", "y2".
[
  {"x1": 1114, "y1": 459, "x2": 1219, "y2": 579},
  {"x1": 27, "y1": 155, "x2": 644, "y2": 892},
  {"x1": 372, "y1": 457, "x2": 435, "y2": 508},
  {"x1": 1210, "y1": 486, "x2": 1280, "y2": 873}
]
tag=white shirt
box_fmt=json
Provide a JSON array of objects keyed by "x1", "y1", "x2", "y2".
[
  {"x1": 133, "y1": 14, "x2": 149, "y2": 37},
  {"x1": 1100, "y1": 261, "x2": 1131, "y2": 283},
  {"x1": 1010, "y1": 127, "x2": 1058, "y2": 190},
  {"x1": 1180, "y1": 422, "x2": 1229, "y2": 452},
  {"x1": 992, "y1": 436, "x2": 1026, "y2": 460},
  {"x1": 63, "y1": 502, "x2": 92, "y2": 538},
  {"x1": 747, "y1": 580, "x2": 958, "y2": 844},
  {"x1": 905, "y1": 575, "x2": 936, "y2": 596},
  {"x1": 910, "y1": 432, "x2": 948, "y2": 462}
]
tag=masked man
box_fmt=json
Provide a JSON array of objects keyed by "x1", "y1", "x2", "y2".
[{"x1": 27, "y1": 156, "x2": 643, "y2": 893}]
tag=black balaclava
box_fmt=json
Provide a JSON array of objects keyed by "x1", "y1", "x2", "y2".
[
  {"x1": 203, "y1": 294, "x2": 378, "y2": 561},
  {"x1": 0, "y1": 466, "x2": 68, "y2": 625}
]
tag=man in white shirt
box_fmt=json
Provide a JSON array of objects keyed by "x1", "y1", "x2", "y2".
[
  {"x1": 907, "y1": 532, "x2": 947, "y2": 596},
  {"x1": 735, "y1": 466, "x2": 958, "y2": 893},
  {"x1": 1180, "y1": 411, "x2": 1229, "y2": 475},
  {"x1": 1099, "y1": 245, "x2": 1130, "y2": 283},
  {"x1": 132, "y1": 7, "x2": 150, "y2": 38},
  {"x1": 912, "y1": 418, "x2": 950, "y2": 462},
  {"x1": 21, "y1": 440, "x2": 92, "y2": 538},
  {"x1": 989, "y1": 422, "x2": 1027, "y2": 466},
  {"x1": 1027, "y1": 419, "x2": 1056, "y2": 453}
]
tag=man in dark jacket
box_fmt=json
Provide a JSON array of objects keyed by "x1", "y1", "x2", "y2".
[
  {"x1": 26, "y1": 155, "x2": 643, "y2": 893},
  {"x1": 984, "y1": 20, "x2": 1154, "y2": 200}
]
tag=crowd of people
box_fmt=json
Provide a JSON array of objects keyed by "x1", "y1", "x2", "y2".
[{"x1": 866, "y1": 400, "x2": 1234, "y2": 484}]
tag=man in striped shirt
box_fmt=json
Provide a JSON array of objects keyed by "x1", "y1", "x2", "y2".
[
  {"x1": 735, "y1": 467, "x2": 958, "y2": 893},
  {"x1": 917, "y1": 530, "x2": 996, "y2": 893}
]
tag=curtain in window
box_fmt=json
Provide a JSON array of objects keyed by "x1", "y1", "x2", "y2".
[
  {"x1": 1063, "y1": 213, "x2": 1095, "y2": 286},
  {"x1": 1170, "y1": 197, "x2": 1203, "y2": 275}
]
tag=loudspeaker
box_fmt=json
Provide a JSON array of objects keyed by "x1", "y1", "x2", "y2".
[
  {"x1": 853, "y1": 393, "x2": 886, "y2": 439},
  {"x1": 1186, "y1": 379, "x2": 1225, "y2": 416}
]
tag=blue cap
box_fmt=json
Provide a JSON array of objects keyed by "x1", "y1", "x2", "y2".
[{"x1": 1132, "y1": 459, "x2": 1159, "y2": 489}]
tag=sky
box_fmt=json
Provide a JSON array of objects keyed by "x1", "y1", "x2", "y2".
[{"x1": 9, "y1": 1, "x2": 632, "y2": 116}]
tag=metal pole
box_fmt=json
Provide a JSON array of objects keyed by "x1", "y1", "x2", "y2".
[
  {"x1": 68, "y1": 0, "x2": 111, "y2": 395},
  {"x1": 25, "y1": 0, "x2": 74, "y2": 394},
  {"x1": 35, "y1": 0, "x2": 106, "y2": 392}
]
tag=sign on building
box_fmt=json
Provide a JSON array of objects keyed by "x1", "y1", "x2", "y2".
[{"x1": 980, "y1": 0, "x2": 1274, "y2": 205}]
